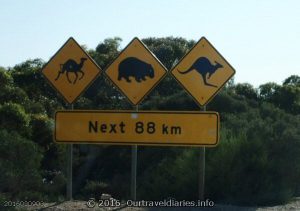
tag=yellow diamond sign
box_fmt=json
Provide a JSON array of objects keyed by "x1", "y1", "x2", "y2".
[
  {"x1": 105, "y1": 37, "x2": 167, "y2": 105},
  {"x1": 41, "y1": 37, "x2": 101, "y2": 104},
  {"x1": 171, "y1": 37, "x2": 235, "y2": 106}
]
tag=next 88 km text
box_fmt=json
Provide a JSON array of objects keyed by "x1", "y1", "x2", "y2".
[{"x1": 88, "y1": 121, "x2": 182, "y2": 135}]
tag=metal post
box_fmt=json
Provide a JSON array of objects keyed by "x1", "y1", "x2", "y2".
[
  {"x1": 67, "y1": 104, "x2": 73, "y2": 200},
  {"x1": 199, "y1": 105, "x2": 206, "y2": 200},
  {"x1": 131, "y1": 105, "x2": 138, "y2": 200}
]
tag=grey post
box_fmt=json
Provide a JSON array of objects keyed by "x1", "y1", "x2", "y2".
[
  {"x1": 131, "y1": 105, "x2": 138, "y2": 200},
  {"x1": 67, "y1": 104, "x2": 73, "y2": 200},
  {"x1": 199, "y1": 105, "x2": 206, "y2": 200}
]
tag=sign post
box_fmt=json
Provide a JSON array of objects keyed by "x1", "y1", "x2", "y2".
[
  {"x1": 66, "y1": 104, "x2": 73, "y2": 200},
  {"x1": 67, "y1": 145, "x2": 73, "y2": 199},
  {"x1": 131, "y1": 145, "x2": 137, "y2": 200},
  {"x1": 199, "y1": 105, "x2": 206, "y2": 200},
  {"x1": 46, "y1": 36, "x2": 234, "y2": 201},
  {"x1": 171, "y1": 37, "x2": 235, "y2": 200},
  {"x1": 41, "y1": 37, "x2": 101, "y2": 200},
  {"x1": 105, "y1": 37, "x2": 168, "y2": 200},
  {"x1": 131, "y1": 105, "x2": 138, "y2": 200},
  {"x1": 199, "y1": 146, "x2": 205, "y2": 200}
]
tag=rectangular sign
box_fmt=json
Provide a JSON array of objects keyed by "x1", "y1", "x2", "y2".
[{"x1": 55, "y1": 110, "x2": 219, "y2": 146}]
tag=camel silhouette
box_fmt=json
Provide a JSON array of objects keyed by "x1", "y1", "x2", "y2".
[{"x1": 55, "y1": 58, "x2": 87, "y2": 84}]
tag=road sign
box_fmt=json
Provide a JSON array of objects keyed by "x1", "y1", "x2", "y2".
[
  {"x1": 171, "y1": 37, "x2": 235, "y2": 106},
  {"x1": 41, "y1": 37, "x2": 101, "y2": 104},
  {"x1": 105, "y1": 38, "x2": 167, "y2": 105},
  {"x1": 55, "y1": 110, "x2": 219, "y2": 146}
]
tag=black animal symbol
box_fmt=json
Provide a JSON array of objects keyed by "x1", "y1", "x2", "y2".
[
  {"x1": 55, "y1": 57, "x2": 87, "y2": 84},
  {"x1": 118, "y1": 57, "x2": 154, "y2": 83},
  {"x1": 178, "y1": 57, "x2": 223, "y2": 88}
]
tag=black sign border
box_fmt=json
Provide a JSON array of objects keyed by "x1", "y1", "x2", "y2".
[
  {"x1": 41, "y1": 37, "x2": 102, "y2": 104},
  {"x1": 103, "y1": 37, "x2": 168, "y2": 106},
  {"x1": 54, "y1": 110, "x2": 219, "y2": 147},
  {"x1": 170, "y1": 36, "x2": 236, "y2": 107}
]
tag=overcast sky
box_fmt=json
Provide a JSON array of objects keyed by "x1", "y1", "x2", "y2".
[{"x1": 1, "y1": 0, "x2": 299, "y2": 87}]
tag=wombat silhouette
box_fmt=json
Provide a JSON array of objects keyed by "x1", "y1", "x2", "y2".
[
  {"x1": 55, "y1": 57, "x2": 87, "y2": 84},
  {"x1": 118, "y1": 57, "x2": 154, "y2": 83},
  {"x1": 178, "y1": 57, "x2": 223, "y2": 88}
]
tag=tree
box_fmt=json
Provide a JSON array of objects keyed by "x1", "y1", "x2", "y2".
[
  {"x1": 0, "y1": 103, "x2": 31, "y2": 138},
  {"x1": 0, "y1": 67, "x2": 13, "y2": 86},
  {"x1": 258, "y1": 82, "x2": 281, "y2": 102},
  {"x1": 142, "y1": 37, "x2": 195, "y2": 70},
  {"x1": 141, "y1": 37, "x2": 195, "y2": 99},
  {"x1": 89, "y1": 37, "x2": 122, "y2": 68},
  {"x1": 235, "y1": 83, "x2": 258, "y2": 100},
  {"x1": 283, "y1": 75, "x2": 300, "y2": 86},
  {"x1": 0, "y1": 86, "x2": 29, "y2": 106},
  {"x1": 9, "y1": 59, "x2": 59, "y2": 102}
]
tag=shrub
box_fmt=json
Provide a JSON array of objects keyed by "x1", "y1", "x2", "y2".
[
  {"x1": 0, "y1": 129, "x2": 42, "y2": 200},
  {"x1": 82, "y1": 180, "x2": 110, "y2": 199}
]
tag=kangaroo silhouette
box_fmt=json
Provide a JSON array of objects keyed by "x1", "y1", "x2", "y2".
[
  {"x1": 55, "y1": 57, "x2": 87, "y2": 84},
  {"x1": 118, "y1": 57, "x2": 154, "y2": 83},
  {"x1": 178, "y1": 57, "x2": 223, "y2": 88}
]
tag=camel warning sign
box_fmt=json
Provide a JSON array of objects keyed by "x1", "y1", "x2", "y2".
[
  {"x1": 171, "y1": 37, "x2": 235, "y2": 106},
  {"x1": 105, "y1": 37, "x2": 167, "y2": 105},
  {"x1": 55, "y1": 110, "x2": 219, "y2": 146},
  {"x1": 41, "y1": 37, "x2": 101, "y2": 104}
]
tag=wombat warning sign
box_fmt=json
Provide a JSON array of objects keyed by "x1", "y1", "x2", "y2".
[{"x1": 105, "y1": 37, "x2": 167, "y2": 105}]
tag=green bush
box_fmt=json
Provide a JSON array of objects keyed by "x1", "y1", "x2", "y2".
[
  {"x1": 82, "y1": 180, "x2": 109, "y2": 199},
  {"x1": 206, "y1": 107, "x2": 300, "y2": 205},
  {"x1": 0, "y1": 86, "x2": 29, "y2": 106},
  {"x1": 139, "y1": 148, "x2": 198, "y2": 200},
  {"x1": 0, "y1": 103, "x2": 31, "y2": 137},
  {"x1": 0, "y1": 129, "x2": 42, "y2": 200},
  {"x1": 41, "y1": 171, "x2": 66, "y2": 201}
]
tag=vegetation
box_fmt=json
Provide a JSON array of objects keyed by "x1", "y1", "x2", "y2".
[{"x1": 0, "y1": 37, "x2": 299, "y2": 207}]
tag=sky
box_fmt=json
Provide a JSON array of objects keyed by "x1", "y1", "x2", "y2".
[{"x1": 0, "y1": 0, "x2": 299, "y2": 87}]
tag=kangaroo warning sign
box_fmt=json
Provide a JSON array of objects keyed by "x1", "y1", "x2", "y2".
[
  {"x1": 41, "y1": 37, "x2": 101, "y2": 104},
  {"x1": 105, "y1": 37, "x2": 167, "y2": 105},
  {"x1": 55, "y1": 110, "x2": 219, "y2": 146},
  {"x1": 171, "y1": 37, "x2": 235, "y2": 106}
]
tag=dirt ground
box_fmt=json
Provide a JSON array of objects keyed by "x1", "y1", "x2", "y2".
[{"x1": 15, "y1": 197, "x2": 300, "y2": 211}]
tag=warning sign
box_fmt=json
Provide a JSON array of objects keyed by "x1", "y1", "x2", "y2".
[
  {"x1": 105, "y1": 37, "x2": 167, "y2": 105},
  {"x1": 41, "y1": 37, "x2": 101, "y2": 104},
  {"x1": 171, "y1": 37, "x2": 235, "y2": 106}
]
